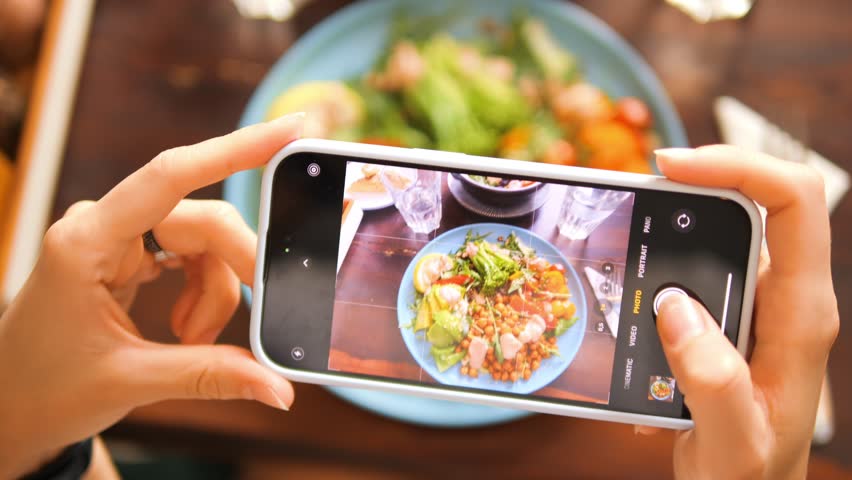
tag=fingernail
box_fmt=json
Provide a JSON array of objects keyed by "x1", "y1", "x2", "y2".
[
  {"x1": 633, "y1": 425, "x2": 640, "y2": 435},
  {"x1": 654, "y1": 148, "x2": 694, "y2": 160},
  {"x1": 248, "y1": 384, "x2": 290, "y2": 411},
  {"x1": 271, "y1": 111, "x2": 306, "y2": 130},
  {"x1": 657, "y1": 293, "x2": 705, "y2": 347}
]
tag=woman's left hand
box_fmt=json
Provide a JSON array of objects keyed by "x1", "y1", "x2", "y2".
[{"x1": 0, "y1": 114, "x2": 303, "y2": 478}]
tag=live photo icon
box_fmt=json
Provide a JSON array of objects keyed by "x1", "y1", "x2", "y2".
[{"x1": 291, "y1": 347, "x2": 305, "y2": 361}]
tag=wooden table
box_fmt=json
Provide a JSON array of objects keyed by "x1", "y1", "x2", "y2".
[{"x1": 52, "y1": 0, "x2": 852, "y2": 477}]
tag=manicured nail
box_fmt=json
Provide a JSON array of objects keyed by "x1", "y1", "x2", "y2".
[
  {"x1": 249, "y1": 384, "x2": 290, "y2": 411},
  {"x1": 657, "y1": 293, "x2": 705, "y2": 347},
  {"x1": 654, "y1": 148, "x2": 694, "y2": 160},
  {"x1": 271, "y1": 111, "x2": 305, "y2": 126}
]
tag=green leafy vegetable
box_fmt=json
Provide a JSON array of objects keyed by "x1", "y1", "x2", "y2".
[
  {"x1": 350, "y1": 82, "x2": 431, "y2": 148},
  {"x1": 464, "y1": 71, "x2": 531, "y2": 130},
  {"x1": 431, "y1": 345, "x2": 465, "y2": 372},
  {"x1": 470, "y1": 241, "x2": 519, "y2": 295},
  {"x1": 426, "y1": 310, "x2": 466, "y2": 347},
  {"x1": 518, "y1": 18, "x2": 578, "y2": 81},
  {"x1": 464, "y1": 230, "x2": 491, "y2": 245},
  {"x1": 494, "y1": 334, "x2": 505, "y2": 363},
  {"x1": 553, "y1": 316, "x2": 578, "y2": 337},
  {"x1": 404, "y1": 69, "x2": 498, "y2": 156}
]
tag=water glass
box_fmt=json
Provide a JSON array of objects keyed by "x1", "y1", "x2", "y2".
[
  {"x1": 380, "y1": 167, "x2": 442, "y2": 234},
  {"x1": 557, "y1": 187, "x2": 631, "y2": 240}
]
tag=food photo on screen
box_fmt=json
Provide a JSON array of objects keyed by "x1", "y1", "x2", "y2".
[{"x1": 331, "y1": 161, "x2": 635, "y2": 406}]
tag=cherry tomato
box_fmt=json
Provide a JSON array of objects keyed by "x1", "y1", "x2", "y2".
[
  {"x1": 434, "y1": 274, "x2": 471, "y2": 286},
  {"x1": 615, "y1": 97, "x2": 652, "y2": 130},
  {"x1": 541, "y1": 140, "x2": 577, "y2": 166},
  {"x1": 509, "y1": 294, "x2": 526, "y2": 313}
]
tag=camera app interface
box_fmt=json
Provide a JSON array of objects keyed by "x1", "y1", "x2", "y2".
[{"x1": 330, "y1": 162, "x2": 658, "y2": 413}]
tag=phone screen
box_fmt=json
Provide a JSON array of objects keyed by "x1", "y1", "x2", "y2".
[{"x1": 260, "y1": 152, "x2": 753, "y2": 420}]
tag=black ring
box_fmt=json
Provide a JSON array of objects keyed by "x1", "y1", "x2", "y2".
[{"x1": 142, "y1": 230, "x2": 164, "y2": 254}]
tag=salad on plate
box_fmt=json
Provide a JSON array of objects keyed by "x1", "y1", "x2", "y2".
[
  {"x1": 409, "y1": 230, "x2": 579, "y2": 383},
  {"x1": 266, "y1": 14, "x2": 658, "y2": 176}
]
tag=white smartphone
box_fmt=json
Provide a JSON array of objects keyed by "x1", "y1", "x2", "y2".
[{"x1": 250, "y1": 139, "x2": 762, "y2": 429}]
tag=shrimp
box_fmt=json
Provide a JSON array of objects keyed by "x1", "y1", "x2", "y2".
[{"x1": 368, "y1": 41, "x2": 425, "y2": 91}]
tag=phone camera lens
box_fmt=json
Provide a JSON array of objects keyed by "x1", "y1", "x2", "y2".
[{"x1": 307, "y1": 163, "x2": 321, "y2": 177}]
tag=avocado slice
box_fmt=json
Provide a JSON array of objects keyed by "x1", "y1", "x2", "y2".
[
  {"x1": 414, "y1": 300, "x2": 432, "y2": 332},
  {"x1": 431, "y1": 345, "x2": 466, "y2": 373},
  {"x1": 426, "y1": 310, "x2": 465, "y2": 348}
]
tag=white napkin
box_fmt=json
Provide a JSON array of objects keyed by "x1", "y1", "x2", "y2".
[
  {"x1": 714, "y1": 96, "x2": 849, "y2": 213},
  {"x1": 584, "y1": 266, "x2": 621, "y2": 338}
]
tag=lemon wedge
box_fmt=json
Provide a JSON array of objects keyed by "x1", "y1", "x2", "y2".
[
  {"x1": 413, "y1": 253, "x2": 453, "y2": 294},
  {"x1": 266, "y1": 81, "x2": 365, "y2": 138}
]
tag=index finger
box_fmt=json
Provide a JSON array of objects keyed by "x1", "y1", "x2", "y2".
[
  {"x1": 93, "y1": 113, "x2": 304, "y2": 241},
  {"x1": 654, "y1": 145, "x2": 831, "y2": 277}
]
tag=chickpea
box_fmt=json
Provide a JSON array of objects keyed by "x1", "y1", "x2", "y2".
[
  {"x1": 460, "y1": 365, "x2": 469, "y2": 376},
  {"x1": 512, "y1": 327, "x2": 521, "y2": 336},
  {"x1": 477, "y1": 318, "x2": 488, "y2": 328},
  {"x1": 501, "y1": 372, "x2": 510, "y2": 381},
  {"x1": 510, "y1": 372, "x2": 519, "y2": 382},
  {"x1": 532, "y1": 360, "x2": 541, "y2": 370},
  {"x1": 470, "y1": 369, "x2": 479, "y2": 378},
  {"x1": 461, "y1": 339, "x2": 470, "y2": 349},
  {"x1": 523, "y1": 370, "x2": 532, "y2": 381},
  {"x1": 455, "y1": 346, "x2": 462, "y2": 353},
  {"x1": 493, "y1": 363, "x2": 502, "y2": 372},
  {"x1": 503, "y1": 359, "x2": 513, "y2": 370},
  {"x1": 549, "y1": 336, "x2": 557, "y2": 345},
  {"x1": 487, "y1": 347, "x2": 494, "y2": 356},
  {"x1": 484, "y1": 325, "x2": 495, "y2": 336}
]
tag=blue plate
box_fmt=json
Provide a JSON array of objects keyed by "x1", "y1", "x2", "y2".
[
  {"x1": 224, "y1": 0, "x2": 687, "y2": 427},
  {"x1": 397, "y1": 224, "x2": 587, "y2": 394}
]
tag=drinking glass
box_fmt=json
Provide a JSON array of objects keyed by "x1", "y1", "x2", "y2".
[
  {"x1": 557, "y1": 187, "x2": 631, "y2": 240},
  {"x1": 380, "y1": 167, "x2": 442, "y2": 234}
]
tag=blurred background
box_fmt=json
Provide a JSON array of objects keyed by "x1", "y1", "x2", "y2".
[{"x1": 1, "y1": 0, "x2": 850, "y2": 478}]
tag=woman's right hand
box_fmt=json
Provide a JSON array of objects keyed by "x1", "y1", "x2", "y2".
[{"x1": 649, "y1": 145, "x2": 839, "y2": 480}]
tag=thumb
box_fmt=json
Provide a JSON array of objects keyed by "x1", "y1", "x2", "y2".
[
  {"x1": 656, "y1": 294, "x2": 768, "y2": 463},
  {"x1": 128, "y1": 344, "x2": 294, "y2": 411}
]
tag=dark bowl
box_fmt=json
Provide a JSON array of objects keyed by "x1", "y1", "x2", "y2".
[{"x1": 456, "y1": 173, "x2": 544, "y2": 207}]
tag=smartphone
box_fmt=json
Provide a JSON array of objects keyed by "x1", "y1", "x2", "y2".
[{"x1": 250, "y1": 139, "x2": 762, "y2": 429}]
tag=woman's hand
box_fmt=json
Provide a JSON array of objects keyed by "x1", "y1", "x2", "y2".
[
  {"x1": 0, "y1": 114, "x2": 304, "y2": 478},
  {"x1": 649, "y1": 145, "x2": 839, "y2": 480}
]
